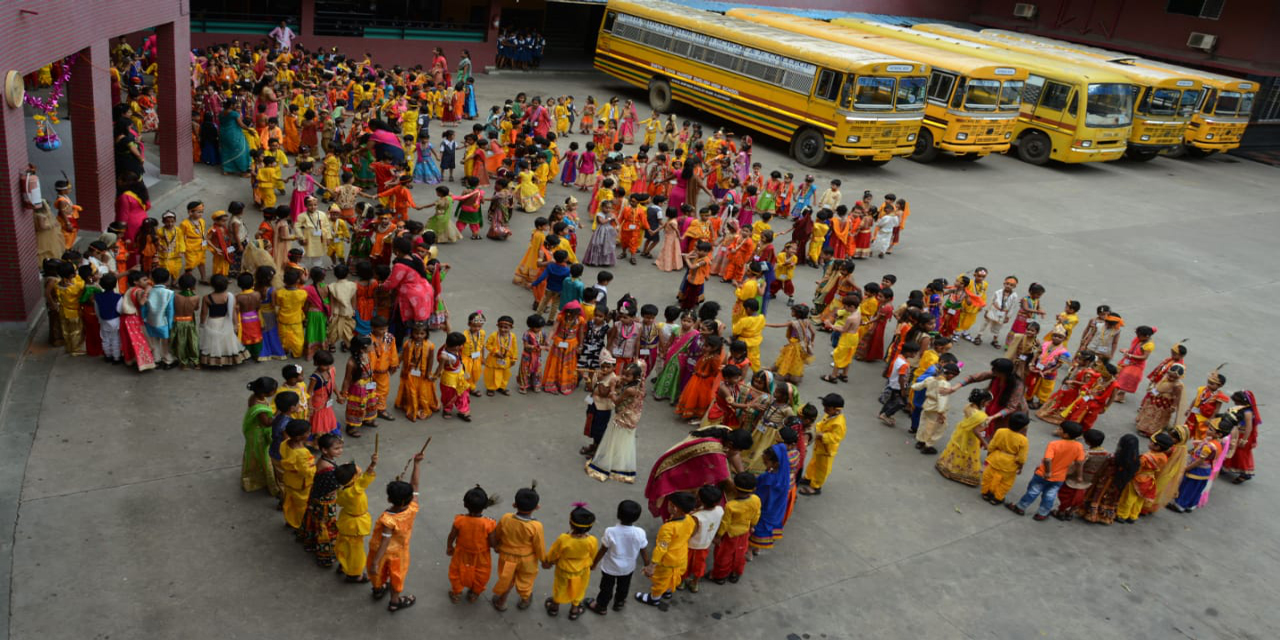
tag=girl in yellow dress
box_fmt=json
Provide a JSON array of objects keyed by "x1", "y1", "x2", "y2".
[
  {"x1": 274, "y1": 271, "x2": 309, "y2": 358},
  {"x1": 935, "y1": 389, "x2": 993, "y2": 486},
  {"x1": 770, "y1": 304, "x2": 816, "y2": 383},
  {"x1": 542, "y1": 505, "x2": 598, "y2": 619},
  {"x1": 322, "y1": 152, "x2": 342, "y2": 193},
  {"x1": 278, "y1": 420, "x2": 316, "y2": 530},
  {"x1": 395, "y1": 322, "x2": 439, "y2": 421},
  {"x1": 517, "y1": 165, "x2": 545, "y2": 213},
  {"x1": 820, "y1": 300, "x2": 861, "y2": 384},
  {"x1": 554, "y1": 99, "x2": 570, "y2": 136},
  {"x1": 462, "y1": 312, "x2": 487, "y2": 395}
]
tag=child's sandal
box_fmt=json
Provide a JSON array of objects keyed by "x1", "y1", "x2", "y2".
[
  {"x1": 371, "y1": 585, "x2": 389, "y2": 600},
  {"x1": 544, "y1": 598, "x2": 559, "y2": 617},
  {"x1": 388, "y1": 594, "x2": 416, "y2": 612},
  {"x1": 568, "y1": 605, "x2": 584, "y2": 620},
  {"x1": 465, "y1": 590, "x2": 481, "y2": 603},
  {"x1": 486, "y1": 390, "x2": 495, "y2": 397},
  {"x1": 449, "y1": 591, "x2": 462, "y2": 604},
  {"x1": 517, "y1": 597, "x2": 533, "y2": 610}
]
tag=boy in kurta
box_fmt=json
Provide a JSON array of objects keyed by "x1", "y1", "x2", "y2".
[
  {"x1": 708, "y1": 477, "x2": 759, "y2": 584},
  {"x1": 543, "y1": 505, "x2": 599, "y2": 619},
  {"x1": 379, "y1": 174, "x2": 425, "y2": 224},
  {"x1": 368, "y1": 452, "x2": 424, "y2": 613},
  {"x1": 616, "y1": 194, "x2": 648, "y2": 265},
  {"x1": 180, "y1": 201, "x2": 209, "y2": 283},
  {"x1": 54, "y1": 180, "x2": 81, "y2": 250},
  {"x1": 395, "y1": 322, "x2": 438, "y2": 421},
  {"x1": 730, "y1": 263, "x2": 763, "y2": 325},
  {"x1": 369, "y1": 316, "x2": 399, "y2": 420},
  {"x1": 491, "y1": 485, "x2": 546, "y2": 612},
  {"x1": 257, "y1": 155, "x2": 282, "y2": 208},
  {"x1": 638, "y1": 491, "x2": 698, "y2": 608},
  {"x1": 447, "y1": 485, "x2": 498, "y2": 603},
  {"x1": 799, "y1": 393, "x2": 846, "y2": 496},
  {"x1": 980, "y1": 414, "x2": 1030, "y2": 504},
  {"x1": 275, "y1": 270, "x2": 308, "y2": 358},
  {"x1": 277, "y1": 419, "x2": 315, "y2": 531},
  {"x1": 484, "y1": 315, "x2": 518, "y2": 396},
  {"x1": 326, "y1": 263, "x2": 357, "y2": 351},
  {"x1": 731, "y1": 298, "x2": 766, "y2": 372},
  {"x1": 54, "y1": 262, "x2": 86, "y2": 355},
  {"x1": 335, "y1": 454, "x2": 377, "y2": 582}
]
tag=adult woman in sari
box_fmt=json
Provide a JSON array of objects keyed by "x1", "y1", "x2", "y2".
[
  {"x1": 114, "y1": 120, "x2": 146, "y2": 181},
  {"x1": 1135, "y1": 363, "x2": 1184, "y2": 436},
  {"x1": 381, "y1": 237, "x2": 436, "y2": 338},
  {"x1": 652, "y1": 313, "x2": 697, "y2": 403},
  {"x1": 644, "y1": 426, "x2": 752, "y2": 518},
  {"x1": 219, "y1": 102, "x2": 252, "y2": 175},
  {"x1": 114, "y1": 173, "x2": 150, "y2": 242},
  {"x1": 1222, "y1": 390, "x2": 1261, "y2": 484},
  {"x1": 956, "y1": 358, "x2": 1027, "y2": 440},
  {"x1": 748, "y1": 443, "x2": 792, "y2": 551},
  {"x1": 430, "y1": 48, "x2": 450, "y2": 86},
  {"x1": 367, "y1": 121, "x2": 406, "y2": 166}
]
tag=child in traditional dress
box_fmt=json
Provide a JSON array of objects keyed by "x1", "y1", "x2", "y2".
[
  {"x1": 638, "y1": 491, "x2": 698, "y2": 609},
  {"x1": 395, "y1": 322, "x2": 438, "y2": 422},
  {"x1": 492, "y1": 484, "x2": 546, "y2": 612},
  {"x1": 335, "y1": 454, "x2": 377, "y2": 582},
  {"x1": 681, "y1": 485, "x2": 723, "y2": 594},
  {"x1": 278, "y1": 419, "x2": 315, "y2": 532},
  {"x1": 542, "y1": 504, "x2": 599, "y2": 620},
  {"x1": 94, "y1": 273, "x2": 123, "y2": 364},
  {"x1": 981, "y1": 413, "x2": 1030, "y2": 505},
  {"x1": 447, "y1": 485, "x2": 498, "y2": 603},
  {"x1": 517, "y1": 314, "x2": 549, "y2": 393},
  {"x1": 799, "y1": 394, "x2": 846, "y2": 496},
  {"x1": 341, "y1": 335, "x2": 378, "y2": 437},
  {"x1": 437, "y1": 331, "x2": 473, "y2": 422},
  {"x1": 484, "y1": 315, "x2": 518, "y2": 396},
  {"x1": 308, "y1": 350, "x2": 340, "y2": 437},
  {"x1": 53, "y1": 262, "x2": 85, "y2": 356},
  {"x1": 1051, "y1": 428, "x2": 1108, "y2": 519},
  {"x1": 172, "y1": 273, "x2": 202, "y2": 368},
  {"x1": 326, "y1": 263, "x2": 356, "y2": 352},
  {"x1": 368, "y1": 452, "x2": 424, "y2": 613},
  {"x1": 369, "y1": 316, "x2": 399, "y2": 421},
  {"x1": 274, "y1": 270, "x2": 308, "y2": 358},
  {"x1": 708, "y1": 476, "x2": 758, "y2": 585}
]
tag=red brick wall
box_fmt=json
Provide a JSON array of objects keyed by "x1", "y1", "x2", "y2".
[{"x1": 0, "y1": 0, "x2": 190, "y2": 323}]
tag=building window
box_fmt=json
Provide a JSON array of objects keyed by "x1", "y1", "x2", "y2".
[
  {"x1": 1166, "y1": 0, "x2": 1225, "y2": 20},
  {"x1": 1255, "y1": 77, "x2": 1280, "y2": 123}
]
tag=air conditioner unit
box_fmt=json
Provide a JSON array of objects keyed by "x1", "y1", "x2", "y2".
[
  {"x1": 1186, "y1": 32, "x2": 1217, "y2": 51},
  {"x1": 1013, "y1": 3, "x2": 1037, "y2": 18}
]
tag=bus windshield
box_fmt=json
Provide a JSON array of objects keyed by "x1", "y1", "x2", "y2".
[
  {"x1": 1178, "y1": 90, "x2": 1201, "y2": 117},
  {"x1": 896, "y1": 76, "x2": 927, "y2": 110},
  {"x1": 846, "y1": 76, "x2": 895, "y2": 110},
  {"x1": 1086, "y1": 83, "x2": 1133, "y2": 127},
  {"x1": 1142, "y1": 88, "x2": 1181, "y2": 116},
  {"x1": 963, "y1": 79, "x2": 1000, "y2": 111},
  {"x1": 1215, "y1": 91, "x2": 1255, "y2": 116},
  {"x1": 999, "y1": 80, "x2": 1023, "y2": 111}
]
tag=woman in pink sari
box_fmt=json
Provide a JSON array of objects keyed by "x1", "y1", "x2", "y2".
[
  {"x1": 644, "y1": 426, "x2": 752, "y2": 518},
  {"x1": 119, "y1": 273, "x2": 156, "y2": 371},
  {"x1": 430, "y1": 48, "x2": 450, "y2": 86},
  {"x1": 381, "y1": 238, "x2": 436, "y2": 329},
  {"x1": 114, "y1": 177, "x2": 150, "y2": 241}
]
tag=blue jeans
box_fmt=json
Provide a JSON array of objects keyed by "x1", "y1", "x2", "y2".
[{"x1": 1016, "y1": 474, "x2": 1063, "y2": 517}]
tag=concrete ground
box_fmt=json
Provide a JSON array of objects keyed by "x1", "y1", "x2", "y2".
[{"x1": 5, "y1": 70, "x2": 1279, "y2": 640}]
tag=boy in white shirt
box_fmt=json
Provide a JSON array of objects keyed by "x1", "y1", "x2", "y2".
[
  {"x1": 912, "y1": 362, "x2": 962, "y2": 454},
  {"x1": 878, "y1": 342, "x2": 921, "y2": 428},
  {"x1": 681, "y1": 484, "x2": 724, "y2": 593},
  {"x1": 585, "y1": 499, "x2": 649, "y2": 615}
]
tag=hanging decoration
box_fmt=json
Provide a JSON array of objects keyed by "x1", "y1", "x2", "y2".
[{"x1": 27, "y1": 54, "x2": 77, "y2": 152}]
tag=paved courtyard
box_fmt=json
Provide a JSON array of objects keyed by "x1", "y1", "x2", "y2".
[{"x1": 4, "y1": 71, "x2": 1279, "y2": 640}]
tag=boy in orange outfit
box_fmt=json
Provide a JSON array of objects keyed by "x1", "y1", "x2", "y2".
[
  {"x1": 368, "y1": 451, "x2": 424, "y2": 613},
  {"x1": 447, "y1": 486, "x2": 498, "y2": 603},
  {"x1": 636, "y1": 491, "x2": 698, "y2": 610},
  {"x1": 491, "y1": 484, "x2": 545, "y2": 612}
]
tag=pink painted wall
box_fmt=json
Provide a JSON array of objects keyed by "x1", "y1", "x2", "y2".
[
  {"x1": 190, "y1": 32, "x2": 498, "y2": 70},
  {"x1": 973, "y1": 0, "x2": 1280, "y2": 75}
]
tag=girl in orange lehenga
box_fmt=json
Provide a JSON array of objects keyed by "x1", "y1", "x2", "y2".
[
  {"x1": 1037, "y1": 352, "x2": 1100, "y2": 424},
  {"x1": 542, "y1": 302, "x2": 584, "y2": 395},
  {"x1": 395, "y1": 322, "x2": 439, "y2": 421},
  {"x1": 675, "y1": 334, "x2": 725, "y2": 422}
]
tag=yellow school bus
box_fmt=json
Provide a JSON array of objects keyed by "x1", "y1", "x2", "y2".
[
  {"x1": 844, "y1": 20, "x2": 1133, "y2": 165},
  {"x1": 727, "y1": 9, "x2": 1026, "y2": 163},
  {"x1": 971, "y1": 29, "x2": 1256, "y2": 157},
  {"x1": 593, "y1": 0, "x2": 930, "y2": 167},
  {"x1": 954, "y1": 29, "x2": 1204, "y2": 161}
]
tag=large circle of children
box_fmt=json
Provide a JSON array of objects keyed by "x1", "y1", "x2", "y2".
[{"x1": 39, "y1": 38, "x2": 1261, "y2": 620}]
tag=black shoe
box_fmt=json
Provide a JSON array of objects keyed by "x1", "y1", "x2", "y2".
[
  {"x1": 914, "y1": 441, "x2": 925, "y2": 450},
  {"x1": 920, "y1": 446, "x2": 938, "y2": 455}
]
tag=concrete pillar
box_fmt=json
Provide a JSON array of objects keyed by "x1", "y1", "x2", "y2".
[
  {"x1": 0, "y1": 100, "x2": 43, "y2": 322},
  {"x1": 67, "y1": 41, "x2": 114, "y2": 233},
  {"x1": 301, "y1": 0, "x2": 316, "y2": 39},
  {"x1": 156, "y1": 19, "x2": 193, "y2": 181}
]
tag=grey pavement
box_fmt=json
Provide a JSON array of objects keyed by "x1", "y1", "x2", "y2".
[{"x1": 5, "y1": 70, "x2": 1279, "y2": 640}]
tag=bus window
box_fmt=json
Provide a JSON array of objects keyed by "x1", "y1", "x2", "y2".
[
  {"x1": 1216, "y1": 91, "x2": 1254, "y2": 116},
  {"x1": 603, "y1": 11, "x2": 616, "y2": 33},
  {"x1": 847, "y1": 76, "x2": 895, "y2": 110},
  {"x1": 1039, "y1": 81, "x2": 1072, "y2": 111},
  {"x1": 1201, "y1": 88, "x2": 1217, "y2": 115},
  {"x1": 1141, "y1": 88, "x2": 1181, "y2": 116},
  {"x1": 1021, "y1": 74, "x2": 1046, "y2": 106},
  {"x1": 896, "y1": 76, "x2": 927, "y2": 110},
  {"x1": 926, "y1": 72, "x2": 956, "y2": 106},
  {"x1": 951, "y1": 78, "x2": 966, "y2": 109},
  {"x1": 1085, "y1": 83, "x2": 1134, "y2": 127},
  {"x1": 999, "y1": 80, "x2": 1023, "y2": 111},
  {"x1": 963, "y1": 79, "x2": 1000, "y2": 111},
  {"x1": 1067, "y1": 93, "x2": 1078, "y2": 117},
  {"x1": 813, "y1": 69, "x2": 841, "y2": 102},
  {"x1": 1178, "y1": 90, "x2": 1201, "y2": 117}
]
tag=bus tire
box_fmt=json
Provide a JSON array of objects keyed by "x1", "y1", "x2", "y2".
[
  {"x1": 1185, "y1": 146, "x2": 1216, "y2": 159},
  {"x1": 790, "y1": 128, "x2": 828, "y2": 167},
  {"x1": 1016, "y1": 131, "x2": 1052, "y2": 165},
  {"x1": 648, "y1": 78, "x2": 673, "y2": 114},
  {"x1": 1125, "y1": 148, "x2": 1159, "y2": 162},
  {"x1": 1165, "y1": 144, "x2": 1187, "y2": 158},
  {"x1": 860, "y1": 157, "x2": 890, "y2": 167},
  {"x1": 909, "y1": 129, "x2": 939, "y2": 163}
]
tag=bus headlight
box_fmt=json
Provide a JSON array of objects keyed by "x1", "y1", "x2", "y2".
[
  {"x1": 956, "y1": 132, "x2": 968, "y2": 141},
  {"x1": 907, "y1": 133, "x2": 916, "y2": 141},
  {"x1": 1079, "y1": 140, "x2": 1092, "y2": 147},
  {"x1": 1206, "y1": 133, "x2": 1215, "y2": 140},
  {"x1": 1004, "y1": 132, "x2": 1012, "y2": 139},
  {"x1": 1140, "y1": 135, "x2": 1150, "y2": 141},
  {"x1": 846, "y1": 135, "x2": 860, "y2": 143}
]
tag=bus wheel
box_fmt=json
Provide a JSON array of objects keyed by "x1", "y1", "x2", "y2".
[
  {"x1": 1125, "y1": 148, "x2": 1159, "y2": 162},
  {"x1": 790, "y1": 128, "x2": 828, "y2": 167},
  {"x1": 909, "y1": 130, "x2": 939, "y2": 163},
  {"x1": 1016, "y1": 131, "x2": 1051, "y2": 165},
  {"x1": 648, "y1": 78, "x2": 673, "y2": 113},
  {"x1": 1165, "y1": 144, "x2": 1187, "y2": 158},
  {"x1": 1185, "y1": 146, "x2": 1216, "y2": 159},
  {"x1": 860, "y1": 157, "x2": 890, "y2": 167},
  {"x1": 956, "y1": 153, "x2": 984, "y2": 161}
]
